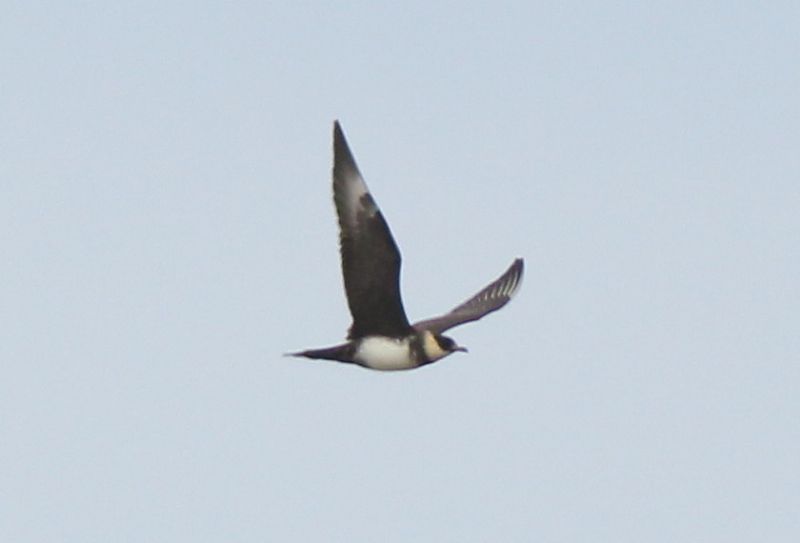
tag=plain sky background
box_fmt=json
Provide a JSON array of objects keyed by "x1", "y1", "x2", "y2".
[{"x1": 2, "y1": 2, "x2": 798, "y2": 541}]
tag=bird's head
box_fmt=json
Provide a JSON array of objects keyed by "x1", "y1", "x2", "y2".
[
  {"x1": 421, "y1": 330, "x2": 468, "y2": 362},
  {"x1": 437, "y1": 334, "x2": 468, "y2": 354}
]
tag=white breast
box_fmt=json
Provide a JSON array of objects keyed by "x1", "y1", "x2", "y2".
[{"x1": 354, "y1": 336, "x2": 416, "y2": 371}]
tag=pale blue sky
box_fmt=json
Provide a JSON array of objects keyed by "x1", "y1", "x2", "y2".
[{"x1": 2, "y1": 2, "x2": 798, "y2": 541}]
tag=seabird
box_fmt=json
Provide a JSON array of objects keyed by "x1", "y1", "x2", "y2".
[{"x1": 288, "y1": 121, "x2": 524, "y2": 371}]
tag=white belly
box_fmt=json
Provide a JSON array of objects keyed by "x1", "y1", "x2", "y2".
[{"x1": 354, "y1": 336, "x2": 416, "y2": 371}]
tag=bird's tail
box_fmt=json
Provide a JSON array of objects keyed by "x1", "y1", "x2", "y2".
[{"x1": 284, "y1": 343, "x2": 353, "y2": 362}]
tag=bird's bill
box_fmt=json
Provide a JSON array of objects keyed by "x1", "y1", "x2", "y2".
[{"x1": 453, "y1": 345, "x2": 468, "y2": 353}]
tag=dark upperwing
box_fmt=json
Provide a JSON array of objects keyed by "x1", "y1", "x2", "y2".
[{"x1": 332, "y1": 121, "x2": 413, "y2": 339}]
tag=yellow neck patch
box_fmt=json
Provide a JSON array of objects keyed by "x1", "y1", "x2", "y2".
[{"x1": 421, "y1": 330, "x2": 448, "y2": 361}]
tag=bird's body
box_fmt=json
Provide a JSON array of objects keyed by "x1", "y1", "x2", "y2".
[
  {"x1": 293, "y1": 330, "x2": 457, "y2": 371},
  {"x1": 288, "y1": 122, "x2": 523, "y2": 371}
]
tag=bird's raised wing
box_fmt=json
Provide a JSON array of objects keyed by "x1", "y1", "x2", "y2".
[
  {"x1": 412, "y1": 259, "x2": 524, "y2": 334},
  {"x1": 333, "y1": 121, "x2": 412, "y2": 339}
]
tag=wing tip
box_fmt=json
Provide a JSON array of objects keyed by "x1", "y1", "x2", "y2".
[
  {"x1": 506, "y1": 257, "x2": 525, "y2": 298},
  {"x1": 333, "y1": 120, "x2": 346, "y2": 146},
  {"x1": 333, "y1": 120, "x2": 357, "y2": 166}
]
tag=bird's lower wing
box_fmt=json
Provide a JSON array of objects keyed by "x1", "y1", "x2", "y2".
[{"x1": 412, "y1": 258, "x2": 524, "y2": 334}]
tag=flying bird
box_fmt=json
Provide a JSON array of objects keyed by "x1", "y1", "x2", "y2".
[{"x1": 288, "y1": 121, "x2": 524, "y2": 370}]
